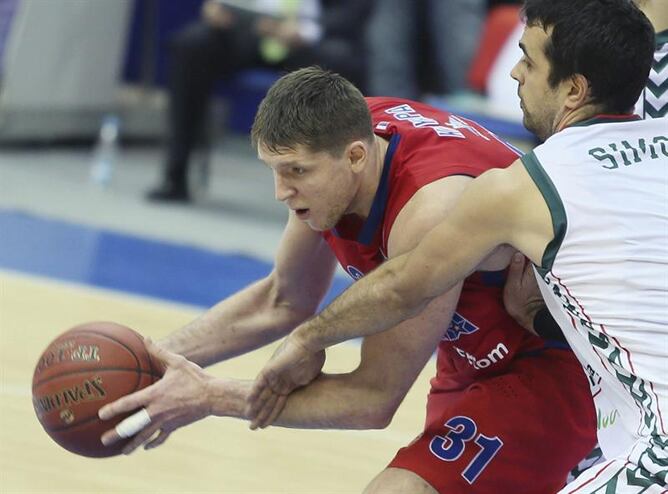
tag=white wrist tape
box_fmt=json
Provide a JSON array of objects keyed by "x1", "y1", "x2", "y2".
[{"x1": 115, "y1": 409, "x2": 151, "y2": 438}]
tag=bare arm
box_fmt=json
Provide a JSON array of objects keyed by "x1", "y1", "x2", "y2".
[
  {"x1": 99, "y1": 176, "x2": 466, "y2": 449},
  {"x1": 503, "y1": 253, "x2": 546, "y2": 332},
  {"x1": 160, "y1": 213, "x2": 337, "y2": 367},
  {"x1": 240, "y1": 176, "x2": 468, "y2": 428},
  {"x1": 288, "y1": 161, "x2": 554, "y2": 353},
  {"x1": 211, "y1": 282, "x2": 460, "y2": 430}
]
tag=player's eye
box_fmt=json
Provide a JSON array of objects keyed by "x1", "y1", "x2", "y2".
[{"x1": 292, "y1": 167, "x2": 306, "y2": 175}]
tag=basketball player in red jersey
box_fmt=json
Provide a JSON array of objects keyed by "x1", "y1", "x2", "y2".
[{"x1": 99, "y1": 67, "x2": 596, "y2": 493}]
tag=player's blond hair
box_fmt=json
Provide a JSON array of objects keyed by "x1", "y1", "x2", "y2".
[{"x1": 251, "y1": 66, "x2": 374, "y2": 157}]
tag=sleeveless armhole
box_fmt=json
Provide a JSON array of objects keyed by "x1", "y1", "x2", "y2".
[{"x1": 520, "y1": 151, "x2": 567, "y2": 277}]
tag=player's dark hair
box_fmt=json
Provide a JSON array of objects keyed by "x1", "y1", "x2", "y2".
[
  {"x1": 521, "y1": 0, "x2": 655, "y2": 113},
  {"x1": 251, "y1": 66, "x2": 374, "y2": 157}
]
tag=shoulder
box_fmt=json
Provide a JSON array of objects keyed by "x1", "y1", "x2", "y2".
[
  {"x1": 386, "y1": 159, "x2": 532, "y2": 257},
  {"x1": 481, "y1": 160, "x2": 537, "y2": 211},
  {"x1": 387, "y1": 175, "x2": 474, "y2": 256},
  {"x1": 433, "y1": 161, "x2": 536, "y2": 231}
]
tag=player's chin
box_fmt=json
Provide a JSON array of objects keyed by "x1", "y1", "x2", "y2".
[
  {"x1": 305, "y1": 221, "x2": 325, "y2": 232},
  {"x1": 303, "y1": 214, "x2": 328, "y2": 232}
]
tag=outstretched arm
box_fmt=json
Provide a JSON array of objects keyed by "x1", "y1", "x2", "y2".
[
  {"x1": 159, "y1": 213, "x2": 337, "y2": 367},
  {"x1": 99, "y1": 276, "x2": 461, "y2": 453},
  {"x1": 96, "y1": 215, "x2": 336, "y2": 451},
  {"x1": 221, "y1": 283, "x2": 461, "y2": 431},
  {"x1": 250, "y1": 161, "x2": 555, "y2": 397},
  {"x1": 98, "y1": 172, "x2": 467, "y2": 451}
]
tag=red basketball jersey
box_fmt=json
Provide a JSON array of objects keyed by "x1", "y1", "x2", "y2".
[{"x1": 323, "y1": 97, "x2": 551, "y2": 392}]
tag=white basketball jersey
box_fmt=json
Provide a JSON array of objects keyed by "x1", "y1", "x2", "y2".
[{"x1": 521, "y1": 115, "x2": 668, "y2": 459}]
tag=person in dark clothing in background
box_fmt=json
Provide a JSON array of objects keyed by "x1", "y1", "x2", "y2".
[{"x1": 147, "y1": 0, "x2": 371, "y2": 202}]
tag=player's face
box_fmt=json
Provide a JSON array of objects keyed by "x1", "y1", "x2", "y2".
[
  {"x1": 510, "y1": 26, "x2": 566, "y2": 141},
  {"x1": 258, "y1": 143, "x2": 360, "y2": 231}
]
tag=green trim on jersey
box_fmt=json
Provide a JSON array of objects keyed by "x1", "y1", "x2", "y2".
[
  {"x1": 520, "y1": 151, "x2": 567, "y2": 277},
  {"x1": 656, "y1": 29, "x2": 668, "y2": 47},
  {"x1": 569, "y1": 114, "x2": 641, "y2": 128},
  {"x1": 646, "y1": 30, "x2": 668, "y2": 118}
]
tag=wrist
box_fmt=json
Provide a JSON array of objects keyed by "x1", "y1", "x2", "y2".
[
  {"x1": 207, "y1": 377, "x2": 252, "y2": 419},
  {"x1": 291, "y1": 323, "x2": 321, "y2": 354}
]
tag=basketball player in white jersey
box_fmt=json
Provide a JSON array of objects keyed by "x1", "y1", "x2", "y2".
[
  {"x1": 501, "y1": 0, "x2": 668, "y2": 481},
  {"x1": 250, "y1": 0, "x2": 667, "y2": 491}
]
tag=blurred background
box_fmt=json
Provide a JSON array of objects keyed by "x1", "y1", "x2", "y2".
[
  {"x1": 0, "y1": 1, "x2": 536, "y2": 492},
  {"x1": 0, "y1": 0, "x2": 534, "y2": 334}
]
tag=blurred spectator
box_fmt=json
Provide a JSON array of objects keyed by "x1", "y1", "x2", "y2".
[
  {"x1": 147, "y1": 0, "x2": 371, "y2": 202},
  {"x1": 366, "y1": 0, "x2": 486, "y2": 100}
]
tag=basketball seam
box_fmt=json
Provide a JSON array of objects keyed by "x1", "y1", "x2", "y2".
[
  {"x1": 145, "y1": 340, "x2": 160, "y2": 383},
  {"x1": 34, "y1": 329, "x2": 142, "y2": 388},
  {"x1": 39, "y1": 369, "x2": 159, "y2": 433},
  {"x1": 128, "y1": 329, "x2": 161, "y2": 383},
  {"x1": 33, "y1": 368, "x2": 163, "y2": 388},
  {"x1": 33, "y1": 326, "x2": 160, "y2": 453},
  {"x1": 55, "y1": 329, "x2": 141, "y2": 365}
]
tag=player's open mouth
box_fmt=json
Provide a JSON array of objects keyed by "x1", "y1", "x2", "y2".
[{"x1": 296, "y1": 209, "x2": 310, "y2": 219}]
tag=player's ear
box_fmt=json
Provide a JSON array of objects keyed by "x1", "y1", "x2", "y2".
[
  {"x1": 565, "y1": 73, "x2": 591, "y2": 110},
  {"x1": 348, "y1": 141, "x2": 368, "y2": 173}
]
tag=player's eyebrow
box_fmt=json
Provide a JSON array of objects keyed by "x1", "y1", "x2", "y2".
[
  {"x1": 275, "y1": 160, "x2": 302, "y2": 169},
  {"x1": 519, "y1": 42, "x2": 534, "y2": 63},
  {"x1": 261, "y1": 159, "x2": 302, "y2": 170}
]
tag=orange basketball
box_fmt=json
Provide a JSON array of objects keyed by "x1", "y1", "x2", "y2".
[{"x1": 32, "y1": 322, "x2": 162, "y2": 457}]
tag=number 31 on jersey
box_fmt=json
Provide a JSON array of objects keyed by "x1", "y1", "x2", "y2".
[{"x1": 429, "y1": 415, "x2": 504, "y2": 484}]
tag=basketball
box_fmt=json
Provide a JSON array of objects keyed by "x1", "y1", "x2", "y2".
[{"x1": 32, "y1": 322, "x2": 162, "y2": 458}]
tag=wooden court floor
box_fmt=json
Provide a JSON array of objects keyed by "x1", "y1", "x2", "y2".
[{"x1": 0, "y1": 270, "x2": 436, "y2": 493}]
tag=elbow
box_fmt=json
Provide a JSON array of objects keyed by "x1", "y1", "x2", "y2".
[
  {"x1": 350, "y1": 394, "x2": 401, "y2": 429},
  {"x1": 350, "y1": 407, "x2": 396, "y2": 430},
  {"x1": 382, "y1": 263, "x2": 433, "y2": 319},
  {"x1": 266, "y1": 273, "x2": 318, "y2": 323},
  {"x1": 371, "y1": 406, "x2": 397, "y2": 429}
]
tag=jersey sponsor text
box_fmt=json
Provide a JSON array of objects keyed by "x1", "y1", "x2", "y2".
[{"x1": 453, "y1": 343, "x2": 509, "y2": 370}]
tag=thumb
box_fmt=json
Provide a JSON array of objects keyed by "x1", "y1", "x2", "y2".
[
  {"x1": 506, "y1": 253, "x2": 526, "y2": 284},
  {"x1": 144, "y1": 337, "x2": 181, "y2": 369}
]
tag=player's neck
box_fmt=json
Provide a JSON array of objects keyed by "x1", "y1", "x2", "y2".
[
  {"x1": 347, "y1": 135, "x2": 390, "y2": 220},
  {"x1": 553, "y1": 103, "x2": 609, "y2": 135}
]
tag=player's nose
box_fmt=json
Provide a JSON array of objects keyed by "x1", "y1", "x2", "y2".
[{"x1": 273, "y1": 174, "x2": 295, "y2": 202}]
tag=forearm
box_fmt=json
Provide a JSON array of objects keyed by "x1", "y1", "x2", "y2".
[
  {"x1": 293, "y1": 255, "x2": 428, "y2": 352},
  {"x1": 210, "y1": 373, "x2": 396, "y2": 430},
  {"x1": 291, "y1": 171, "x2": 518, "y2": 353},
  {"x1": 295, "y1": 234, "x2": 478, "y2": 352},
  {"x1": 159, "y1": 278, "x2": 313, "y2": 368},
  {"x1": 275, "y1": 372, "x2": 396, "y2": 429}
]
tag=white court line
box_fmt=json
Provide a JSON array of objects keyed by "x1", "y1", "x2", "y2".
[
  {"x1": 1, "y1": 268, "x2": 437, "y2": 354},
  {"x1": 1, "y1": 383, "x2": 31, "y2": 397}
]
